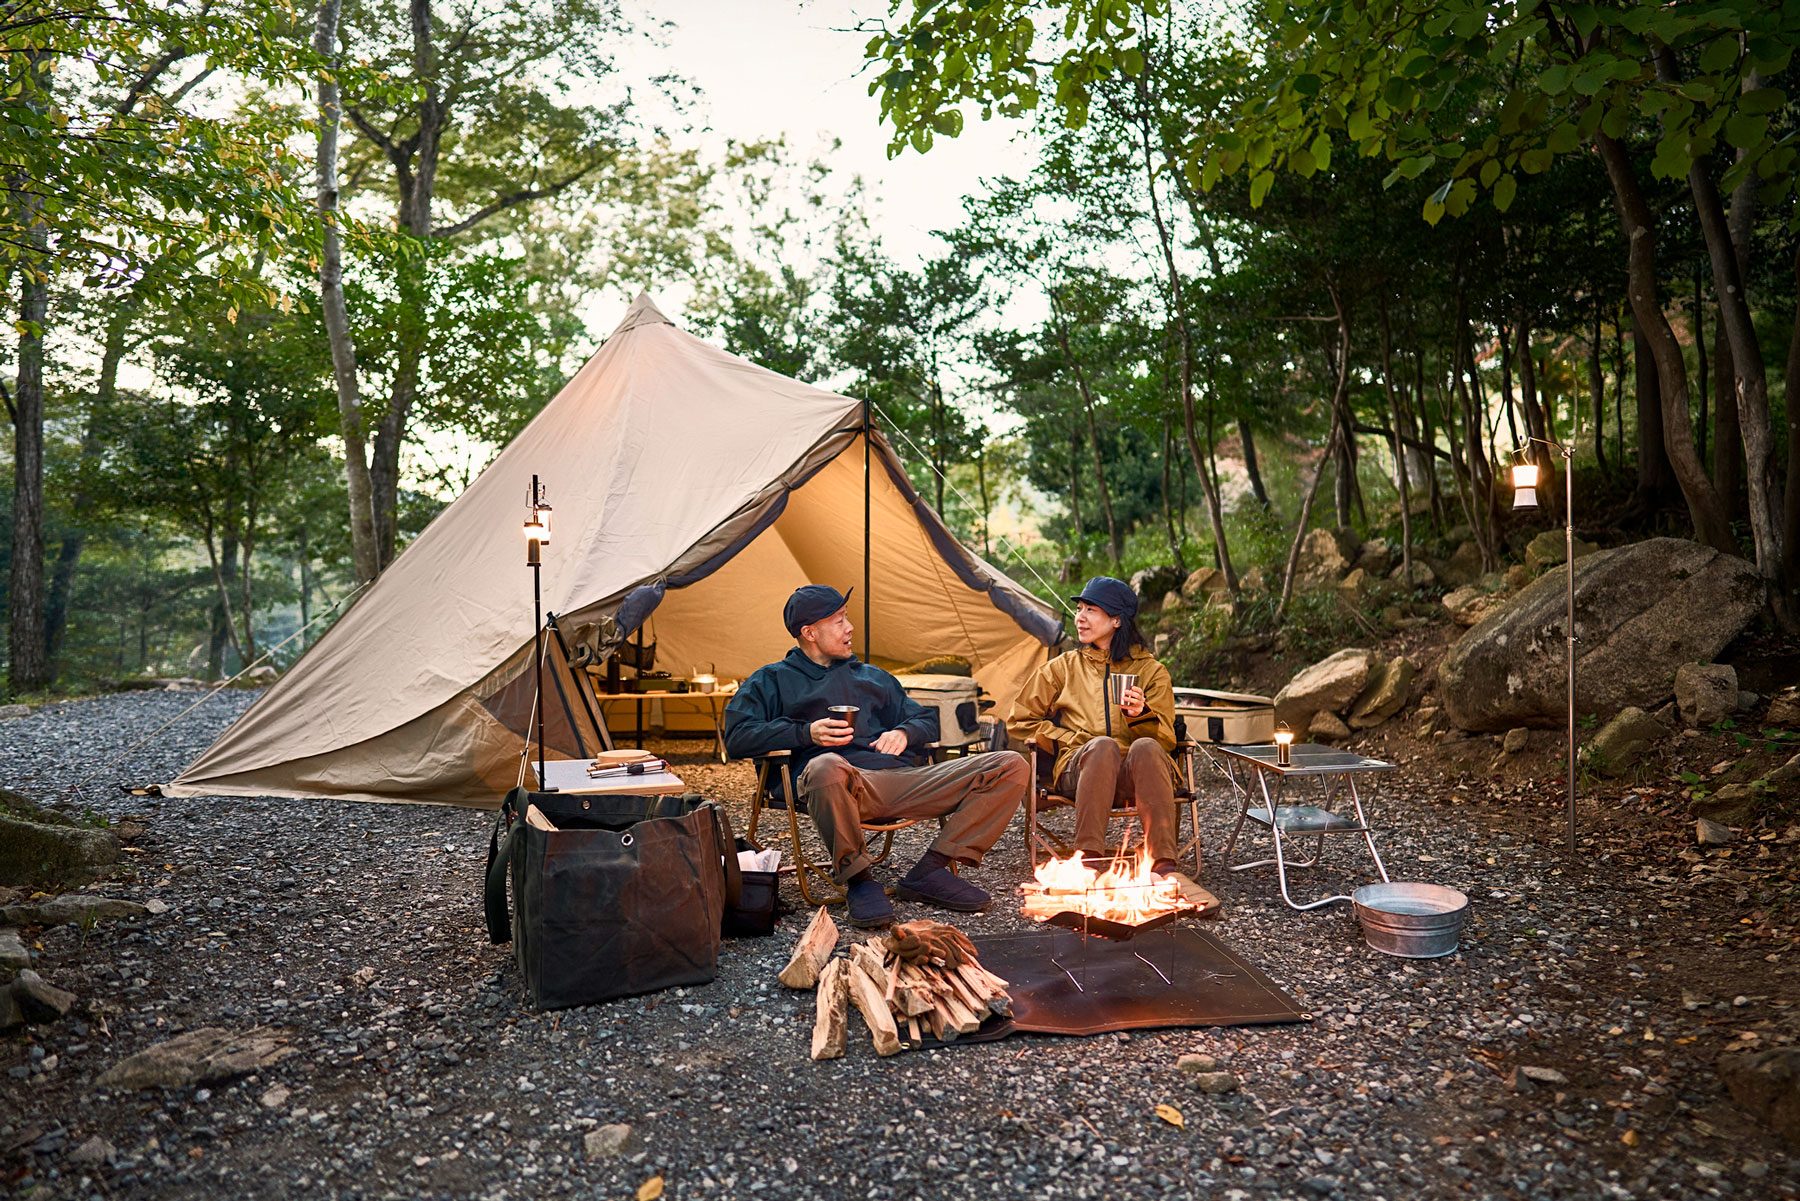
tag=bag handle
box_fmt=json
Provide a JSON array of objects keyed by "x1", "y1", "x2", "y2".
[
  {"x1": 708, "y1": 801, "x2": 743, "y2": 908},
  {"x1": 484, "y1": 787, "x2": 527, "y2": 944}
]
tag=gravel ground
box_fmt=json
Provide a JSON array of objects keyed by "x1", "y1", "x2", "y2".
[{"x1": 1, "y1": 688, "x2": 1796, "y2": 1200}]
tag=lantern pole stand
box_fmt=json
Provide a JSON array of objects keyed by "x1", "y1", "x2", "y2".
[
  {"x1": 526, "y1": 474, "x2": 556, "y2": 791},
  {"x1": 1511, "y1": 438, "x2": 1575, "y2": 855}
]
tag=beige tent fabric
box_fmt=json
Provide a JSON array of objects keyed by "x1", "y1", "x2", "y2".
[{"x1": 167, "y1": 294, "x2": 1061, "y2": 808}]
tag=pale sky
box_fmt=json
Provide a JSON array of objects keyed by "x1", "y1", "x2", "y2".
[{"x1": 641, "y1": 0, "x2": 1038, "y2": 284}]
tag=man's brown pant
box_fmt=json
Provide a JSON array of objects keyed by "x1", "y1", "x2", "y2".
[
  {"x1": 797, "y1": 750, "x2": 1028, "y2": 883},
  {"x1": 1056, "y1": 736, "x2": 1179, "y2": 864}
]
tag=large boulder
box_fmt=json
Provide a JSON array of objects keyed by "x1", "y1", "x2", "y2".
[
  {"x1": 1273, "y1": 648, "x2": 1380, "y2": 731},
  {"x1": 1180, "y1": 566, "x2": 1229, "y2": 600},
  {"x1": 1437, "y1": 540, "x2": 1485, "y2": 588},
  {"x1": 1132, "y1": 565, "x2": 1184, "y2": 603},
  {"x1": 0, "y1": 812, "x2": 119, "y2": 888},
  {"x1": 1437, "y1": 538, "x2": 1764, "y2": 732},
  {"x1": 1675, "y1": 663, "x2": 1739, "y2": 728},
  {"x1": 1765, "y1": 687, "x2": 1800, "y2": 729},
  {"x1": 1587, "y1": 706, "x2": 1669, "y2": 777},
  {"x1": 1442, "y1": 585, "x2": 1505, "y2": 628},
  {"x1": 1296, "y1": 528, "x2": 1356, "y2": 585},
  {"x1": 1354, "y1": 539, "x2": 1394, "y2": 578},
  {"x1": 1524, "y1": 528, "x2": 1599, "y2": 576},
  {"x1": 1349, "y1": 656, "x2": 1417, "y2": 728},
  {"x1": 1719, "y1": 1048, "x2": 1800, "y2": 1149}
]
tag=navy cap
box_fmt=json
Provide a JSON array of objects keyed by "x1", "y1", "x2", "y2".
[
  {"x1": 1069, "y1": 576, "x2": 1138, "y2": 619},
  {"x1": 784, "y1": 584, "x2": 853, "y2": 637}
]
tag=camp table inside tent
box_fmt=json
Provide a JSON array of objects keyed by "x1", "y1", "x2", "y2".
[
  {"x1": 587, "y1": 686, "x2": 732, "y2": 764},
  {"x1": 163, "y1": 293, "x2": 1064, "y2": 809}
]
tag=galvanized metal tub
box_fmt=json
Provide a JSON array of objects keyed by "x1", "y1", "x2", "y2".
[{"x1": 1352, "y1": 882, "x2": 1469, "y2": 958}]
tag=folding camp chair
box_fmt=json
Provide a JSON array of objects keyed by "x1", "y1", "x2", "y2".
[
  {"x1": 1023, "y1": 736, "x2": 1204, "y2": 873},
  {"x1": 742, "y1": 749, "x2": 955, "y2": 908}
]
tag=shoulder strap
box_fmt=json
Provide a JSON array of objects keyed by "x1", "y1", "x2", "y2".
[{"x1": 484, "y1": 787, "x2": 527, "y2": 944}]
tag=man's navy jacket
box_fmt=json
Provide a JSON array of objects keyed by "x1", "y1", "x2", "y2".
[{"x1": 723, "y1": 649, "x2": 939, "y2": 778}]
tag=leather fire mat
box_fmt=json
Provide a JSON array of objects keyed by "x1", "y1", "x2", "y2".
[{"x1": 961, "y1": 926, "x2": 1311, "y2": 1039}]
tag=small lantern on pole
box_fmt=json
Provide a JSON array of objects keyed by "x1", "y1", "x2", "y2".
[{"x1": 525, "y1": 475, "x2": 556, "y2": 792}]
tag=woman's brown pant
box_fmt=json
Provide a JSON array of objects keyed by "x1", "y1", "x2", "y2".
[{"x1": 1055, "y1": 736, "x2": 1179, "y2": 863}]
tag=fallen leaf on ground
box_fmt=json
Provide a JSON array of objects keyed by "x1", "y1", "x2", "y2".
[
  {"x1": 637, "y1": 1176, "x2": 665, "y2": 1201},
  {"x1": 1154, "y1": 1103, "x2": 1184, "y2": 1129}
]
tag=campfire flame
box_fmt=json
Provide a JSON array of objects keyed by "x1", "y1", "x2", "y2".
[{"x1": 1019, "y1": 848, "x2": 1192, "y2": 927}]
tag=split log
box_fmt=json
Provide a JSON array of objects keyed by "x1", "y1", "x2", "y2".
[
  {"x1": 847, "y1": 941, "x2": 890, "y2": 993},
  {"x1": 844, "y1": 960, "x2": 902, "y2": 1057},
  {"x1": 778, "y1": 907, "x2": 840, "y2": 989},
  {"x1": 810, "y1": 958, "x2": 850, "y2": 1061}
]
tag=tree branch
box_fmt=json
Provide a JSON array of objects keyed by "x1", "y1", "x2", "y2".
[{"x1": 430, "y1": 161, "x2": 604, "y2": 238}]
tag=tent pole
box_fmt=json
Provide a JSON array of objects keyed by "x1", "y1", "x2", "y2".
[{"x1": 863, "y1": 399, "x2": 872, "y2": 663}]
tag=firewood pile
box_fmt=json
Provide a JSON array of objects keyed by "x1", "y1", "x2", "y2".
[{"x1": 778, "y1": 907, "x2": 1011, "y2": 1060}]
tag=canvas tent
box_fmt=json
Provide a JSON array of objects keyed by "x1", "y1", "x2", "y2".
[{"x1": 166, "y1": 294, "x2": 1063, "y2": 808}]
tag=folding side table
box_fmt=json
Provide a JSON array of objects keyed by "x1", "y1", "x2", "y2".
[{"x1": 1200, "y1": 743, "x2": 1393, "y2": 910}]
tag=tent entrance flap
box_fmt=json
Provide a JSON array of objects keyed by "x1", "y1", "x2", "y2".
[
  {"x1": 631, "y1": 436, "x2": 1055, "y2": 713},
  {"x1": 475, "y1": 626, "x2": 610, "y2": 768}
]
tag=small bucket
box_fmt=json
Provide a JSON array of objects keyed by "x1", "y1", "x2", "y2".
[{"x1": 1352, "y1": 882, "x2": 1469, "y2": 958}]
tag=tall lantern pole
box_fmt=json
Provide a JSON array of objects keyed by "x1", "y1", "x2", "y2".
[
  {"x1": 525, "y1": 475, "x2": 556, "y2": 791},
  {"x1": 1511, "y1": 441, "x2": 1576, "y2": 853}
]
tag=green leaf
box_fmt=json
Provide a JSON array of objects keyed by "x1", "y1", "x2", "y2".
[
  {"x1": 1480, "y1": 158, "x2": 1501, "y2": 187},
  {"x1": 1310, "y1": 132, "x2": 1332, "y2": 172},
  {"x1": 1546, "y1": 122, "x2": 1581, "y2": 154},
  {"x1": 1738, "y1": 87, "x2": 1786, "y2": 116},
  {"x1": 1519, "y1": 147, "x2": 1554, "y2": 174},
  {"x1": 1492, "y1": 172, "x2": 1517, "y2": 212},
  {"x1": 1249, "y1": 169, "x2": 1274, "y2": 207},
  {"x1": 1724, "y1": 113, "x2": 1769, "y2": 150},
  {"x1": 1699, "y1": 36, "x2": 1739, "y2": 74},
  {"x1": 1294, "y1": 73, "x2": 1321, "y2": 97}
]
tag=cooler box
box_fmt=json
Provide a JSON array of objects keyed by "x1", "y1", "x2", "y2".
[
  {"x1": 1174, "y1": 688, "x2": 1275, "y2": 745},
  {"x1": 894, "y1": 674, "x2": 985, "y2": 749}
]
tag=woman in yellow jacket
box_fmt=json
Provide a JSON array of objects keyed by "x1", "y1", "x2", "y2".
[{"x1": 1007, "y1": 576, "x2": 1185, "y2": 877}]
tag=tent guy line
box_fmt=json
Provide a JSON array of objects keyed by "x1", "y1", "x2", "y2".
[{"x1": 872, "y1": 400, "x2": 1074, "y2": 617}]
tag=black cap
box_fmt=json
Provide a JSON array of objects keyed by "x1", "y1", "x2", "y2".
[
  {"x1": 1069, "y1": 576, "x2": 1138, "y2": 619},
  {"x1": 784, "y1": 584, "x2": 853, "y2": 637}
]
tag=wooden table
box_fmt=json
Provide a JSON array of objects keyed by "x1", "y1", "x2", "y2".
[
  {"x1": 538, "y1": 757, "x2": 688, "y2": 795},
  {"x1": 581, "y1": 677, "x2": 732, "y2": 764}
]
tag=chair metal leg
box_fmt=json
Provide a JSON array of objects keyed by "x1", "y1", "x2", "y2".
[{"x1": 780, "y1": 761, "x2": 845, "y2": 907}]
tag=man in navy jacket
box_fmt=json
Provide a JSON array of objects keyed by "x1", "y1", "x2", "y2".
[{"x1": 725, "y1": 585, "x2": 1027, "y2": 927}]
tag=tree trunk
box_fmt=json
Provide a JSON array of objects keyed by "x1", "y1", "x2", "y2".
[
  {"x1": 1662, "y1": 49, "x2": 1782, "y2": 584},
  {"x1": 1595, "y1": 132, "x2": 1735, "y2": 552},
  {"x1": 315, "y1": 0, "x2": 380, "y2": 584},
  {"x1": 1514, "y1": 312, "x2": 1558, "y2": 525},
  {"x1": 207, "y1": 536, "x2": 241, "y2": 680},
  {"x1": 1051, "y1": 304, "x2": 1122, "y2": 569},
  {"x1": 1161, "y1": 417, "x2": 1185, "y2": 573},
  {"x1": 1588, "y1": 292, "x2": 1607, "y2": 474},
  {"x1": 1378, "y1": 294, "x2": 1413, "y2": 582},
  {"x1": 1135, "y1": 71, "x2": 1235, "y2": 589},
  {"x1": 1238, "y1": 419, "x2": 1270, "y2": 509},
  {"x1": 1277, "y1": 299, "x2": 1349, "y2": 622},
  {"x1": 1782, "y1": 243, "x2": 1800, "y2": 606},
  {"x1": 1694, "y1": 266, "x2": 1709, "y2": 467},
  {"x1": 1713, "y1": 309, "x2": 1744, "y2": 515},
  {"x1": 1627, "y1": 313, "x2": 1675, "y2": 515}
]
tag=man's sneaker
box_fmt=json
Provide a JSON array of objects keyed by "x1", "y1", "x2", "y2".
[
  {"x1": 845, "y1": 878, "x2": 894, "y2": 928},
  {"x1": 894, "y1": 867, "x2": 991, "y2": 913}
]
